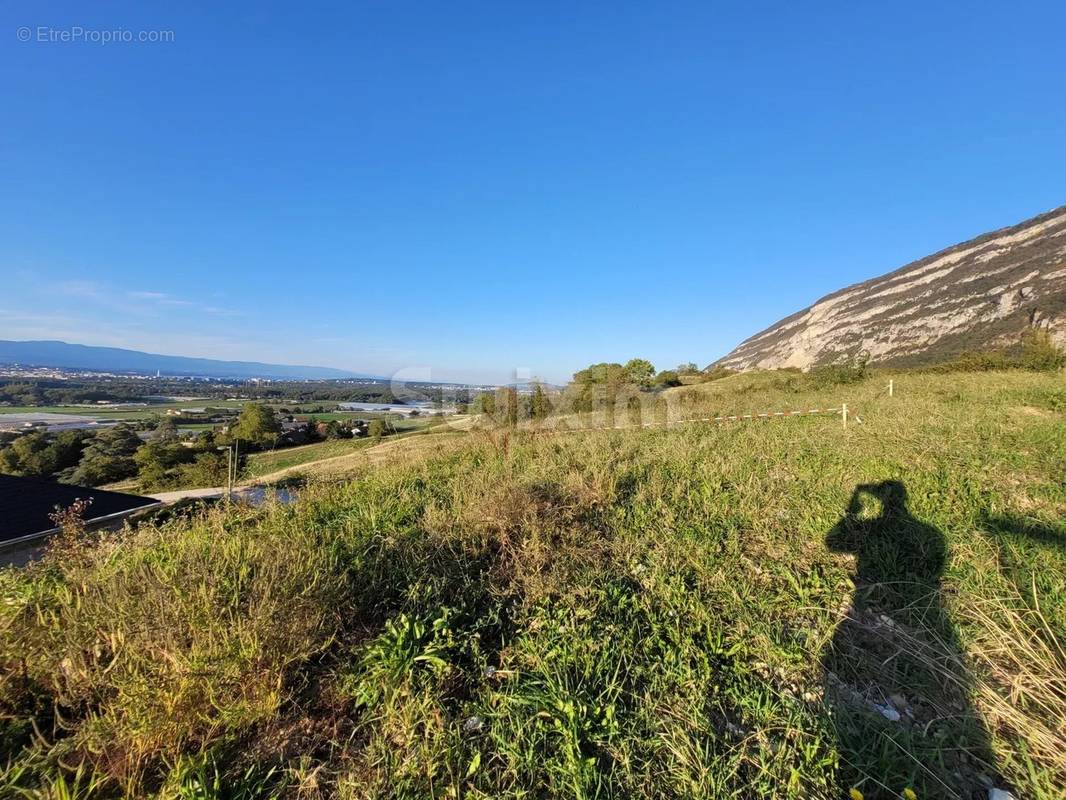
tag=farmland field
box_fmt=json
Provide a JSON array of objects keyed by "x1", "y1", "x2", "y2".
[{"x1": 0, "y1": 369, "x2": 1063, "y2": 799}]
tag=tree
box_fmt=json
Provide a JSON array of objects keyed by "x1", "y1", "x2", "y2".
[
  {"x1": 572, "y1": 362, "x2": 626, "y2": 387},
  {"x1": 1019, "y1": 329, "x2": 1066, "y2": 370},
  {"x1": 323, "y1": 420, "x2": 351, "y2": 440},
  {"x1": 0, "y1": 445, "x2": 18, "y2": 475},
  {"x1": 134, "y1": 440, "x2": 195, "y2": 490},
  {"x1": 70, "y1": 424, "x2": 142, "y2": 486},
  {"x1": 675, "y1": 362, "x2": 699, "y2": 375},
  {"x1": 6, "y1": 432, "x2": 50, "y2": 476},
  {"x1": 155, "y1": 416, "x2": 179, "y2": 441},
  {"x1": 171, "y1": 452, "x2": 230, "y2": 489},
  {"x1": 654, "y1": 370, "x2": 682, "y2": 388},
  {"x1": 231, "y1": 402, "x2": 281, "y2": 446},
  {"x1": 623, "y1": 359, "x2": 656, "y2": 388},
  {"x1": 530, "y1": 382, "x2": 552, "y2": 421},
  {"x1": 472, "y1": 393, "x2": 496, "y2": 415},
  {"x1": 368, "y1": 419, "x2": 386, "y2": 440},
  {"x1": 496, "y1": 387, "x2": 518, "y2": 427},
  {"x1": 2, "y1": 431, "x2": 88, "y2": 478}
]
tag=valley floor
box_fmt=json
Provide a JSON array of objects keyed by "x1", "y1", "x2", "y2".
[{"x1": 0, "y1": 370, "x2": 1063, "y2": 799}]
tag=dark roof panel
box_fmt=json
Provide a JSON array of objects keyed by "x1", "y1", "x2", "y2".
[{"x1": 0, "y1": 475, "x2": 158, "y2": 544}]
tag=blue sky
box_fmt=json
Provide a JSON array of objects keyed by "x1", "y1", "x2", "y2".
[{"x1": 2, "y1": 2, "x2": 1065, "y2": 384}]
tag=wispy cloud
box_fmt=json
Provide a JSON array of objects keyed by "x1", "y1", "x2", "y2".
[
  {"x1": 57, "y1": 280, "x2": 105, "y2": 299},
  {"x1": 126, "y1": 290, "x2": 171, "y2": 301},
  {"x1": 124, "y1": 289, "x2": 243, "y2": 316},
  {"x1": 50, "y1": 282, "x2": 242, "y2": 317}
]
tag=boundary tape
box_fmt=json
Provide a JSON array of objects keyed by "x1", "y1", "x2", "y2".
[{"x1": 520, "y1": 406, "x2": 846, "y2": 435}]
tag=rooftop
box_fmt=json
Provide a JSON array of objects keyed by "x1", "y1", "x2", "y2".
[{"x1": 0, "y1": 474, "x2": 160, "y2": 547}]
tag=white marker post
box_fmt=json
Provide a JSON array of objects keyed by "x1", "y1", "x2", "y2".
[
  {"x1": 842, "y1": 402, "x2": 848, "y2": 429},
  {"x1": 888, "y1": 379, "x2": 894, "y2": 397}
]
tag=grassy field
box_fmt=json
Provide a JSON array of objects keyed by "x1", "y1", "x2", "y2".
[
  {"x1": 0, "y1": 370, "x2": 1062, "y2": 799},
  {"x1": 242, "y1": 419, "x2": 445, "y2": 480},
  {"x1": 243, "y1": 438, "x2": 375, "y2": 478},
  {"x1": 0, "y1": 400, "x2": 358, "y2": 423},
  {"x1": 0, "y1": 400, "x2": 251, "y2": 418}
]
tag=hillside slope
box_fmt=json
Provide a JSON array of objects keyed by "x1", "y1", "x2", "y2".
[
  {"x1": 717, "y1": 206, "x2": 1066, "y2": 370},
  {"x1": 1, "y1": 370, "x2": 1063, "y2": 798}
]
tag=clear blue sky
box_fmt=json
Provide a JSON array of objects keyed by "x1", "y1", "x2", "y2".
[{"x1": 2, "y1": 2, "x2": 1064, "y2": 383}]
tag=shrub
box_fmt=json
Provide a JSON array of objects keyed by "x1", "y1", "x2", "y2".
[
  {"x1": 933, "y1": 330, "x2": 1065, "y2": 373},
  {"x1": 1018, "y1": 329, "x2": 1066, "y2": 371},
  {"x1": 809, "y1": 354, "x2": 869, "y2": 387}
]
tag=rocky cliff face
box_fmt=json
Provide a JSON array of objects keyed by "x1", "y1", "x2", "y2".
[{"x1": 717, "y1": 206, "x2": 1066, "y2": 370}]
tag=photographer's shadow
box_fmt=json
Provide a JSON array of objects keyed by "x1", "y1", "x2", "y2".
[{"x1": 821, "y1": 481, "x2": 1001, "y2": 798}]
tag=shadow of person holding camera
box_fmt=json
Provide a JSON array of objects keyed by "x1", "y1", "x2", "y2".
[{"x1": 822, "y1": 481, "x2": 1002, "y2": 798}]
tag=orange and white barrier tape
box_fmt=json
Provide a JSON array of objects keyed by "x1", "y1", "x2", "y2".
[{"x1": 667, "y1": 407, "x2": 842, "y2": 426}]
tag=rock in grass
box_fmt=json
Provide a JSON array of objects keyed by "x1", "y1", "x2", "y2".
[
  {"x1": 872, "y1": 702, "x2": 901, "y2": 722},
  {"x1": 463, "y1": 715, "x2": 484, "y2": 735}
]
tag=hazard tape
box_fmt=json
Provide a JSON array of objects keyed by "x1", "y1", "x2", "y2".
[
  {"x1": 521, "y1": 406, "x2": 845, "y2": 435},
  {"x1": 668, "y1": 407, "x2": 841, "y2": 426}
]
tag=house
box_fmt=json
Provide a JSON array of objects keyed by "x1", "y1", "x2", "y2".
[{"x1": 0, "y1": 475, "x2": 161, "y2": 558}]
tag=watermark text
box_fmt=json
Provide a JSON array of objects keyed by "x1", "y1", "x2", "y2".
[{"x1": 17, "y1": 26, "x2": 175, "y2": 44}]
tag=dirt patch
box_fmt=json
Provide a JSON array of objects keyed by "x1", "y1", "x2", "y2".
[{"x1": 1014, "y1": 405, "x2": 1056, "y2": 417}]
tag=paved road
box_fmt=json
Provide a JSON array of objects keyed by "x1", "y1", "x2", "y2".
[
  {"x1": 147, "y1": 485, "x2": 294, "y2": 505},
  {"x1": 148, "y1": 486, "x2": 227, "y2": 503}
]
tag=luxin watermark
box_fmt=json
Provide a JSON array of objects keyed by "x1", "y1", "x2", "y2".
[{"x1": 16, "y1": 26, "x2": 175, "y2": 44}]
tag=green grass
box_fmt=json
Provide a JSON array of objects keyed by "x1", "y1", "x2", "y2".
[
  {"x1": 0, "y1": 400, "x2": 245, "y2": 422},
  {"x1": 243, "y1": 438, "x2": 374, "y2": 478},
  {"x1": 242, "y1": 421, "x2": 442, "y2": 480},
  {"x1": 0, "y1": 370, "x2": 1062, "y2": 799},
  {"x1": 0, "y1": 400, "x2": 322, "y2": 422}
]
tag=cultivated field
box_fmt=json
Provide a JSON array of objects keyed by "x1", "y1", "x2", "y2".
[{"x1": 0, "y1": 370, "x2": 1062, "y2": 799}]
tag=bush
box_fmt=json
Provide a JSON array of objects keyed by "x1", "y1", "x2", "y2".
[
  {"x1": 1018, "y1": 329, "x2": 1066, "y2": 371},
  {"x1": 654, "y1": 370, "x2": 681, "y2": 388},
  {"x1": 933, "y1": 330, "x2": 1065, "y2": 373},
  {"x1": 810, "y1": 354, "x2": 869, "y2": 387}
]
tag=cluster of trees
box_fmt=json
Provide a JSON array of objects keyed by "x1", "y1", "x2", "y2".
[
  {"x1": 0, "y1": 397, "x2": 410, "y2": 491},
  {"x1": 471, "y1": 383, "x2": 553, "y2": 425},
  {"x1": 133, "y1": 402, "x2": 284, "y2": 489},
  {"x1": 0, "y1": 402, "x2": 272, "y2": 489},
  {"x1": 464, "y1": 358, "x2": 737, "y2": 428},
  {"x1": 132, "y1": 438, "x2": 231, "y2": 490},
  {"x1": 0, "y1": 381, "x2": 125, "y2": 407},
  {"x1": 570, "y1": 359, "x2": 724, "y2": 391},
  {"x1": 0, "y1": 424, "x2": 143, "y2": 485}
]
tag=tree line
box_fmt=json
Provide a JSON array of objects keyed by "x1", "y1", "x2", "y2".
[
  {"x1": 466, "y1": 358, "x2": 724, "y2": 427},
  {"x1": 0, "y1": 401, "x2": 400, "y2": 491}
]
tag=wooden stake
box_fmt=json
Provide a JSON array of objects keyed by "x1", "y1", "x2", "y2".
[
  {"x1": 842, "y1": 402, "x2": 848, "y2": 428},
  {"x1": 888, "y1": 379, "x2": 894, "y2": 397}
]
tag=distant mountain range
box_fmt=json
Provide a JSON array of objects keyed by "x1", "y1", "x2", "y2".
[
  {"x1": 717, "y1": 205, "x2": 1066, "y2": 370},
  {"x1": 0, "y1": 340, "x2": 376, "y2": 381}
]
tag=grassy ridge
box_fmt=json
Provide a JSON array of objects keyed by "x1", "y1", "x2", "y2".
[{"x1": 0, "y1": 371, "x2": 1063, "y2": 798}]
